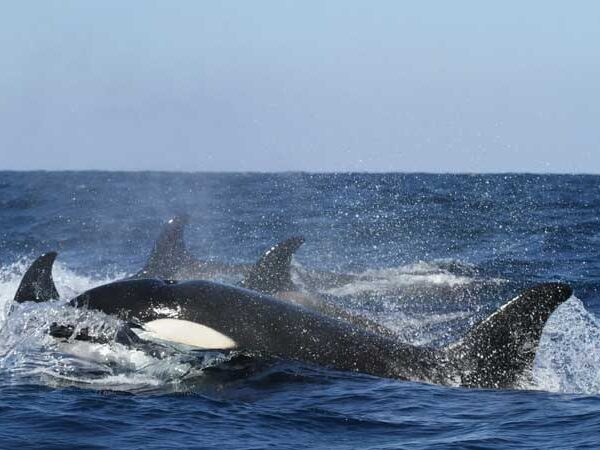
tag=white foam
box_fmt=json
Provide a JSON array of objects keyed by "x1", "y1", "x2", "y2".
[
  {"x1": 0, "y1": 258, "x2": 221, "y2": 391},
  {"x1": 322, "y1": 260, "x2": 480, "y2": 296},
  {"x1": 531, "y1": 296, "x2": 600, "y2": 394},
  {"x1": 0, "y1": 258, "x2": 123, "y2": 325}
]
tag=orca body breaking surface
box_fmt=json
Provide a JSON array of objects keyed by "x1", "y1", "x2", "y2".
[{"x1": 67, "y1": 277, "x2": 572, "y2": 388}]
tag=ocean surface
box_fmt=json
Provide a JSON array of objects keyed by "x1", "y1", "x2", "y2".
[{"x1": 1, "y1": 171, "x2": 600, "y2": 449}]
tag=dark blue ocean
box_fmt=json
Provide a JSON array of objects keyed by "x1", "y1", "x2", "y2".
[{"x1": 1, "y1": 171, "x2": 600, "y2": 449}]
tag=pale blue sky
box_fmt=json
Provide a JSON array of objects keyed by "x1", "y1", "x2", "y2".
[{"x1": 1, "y1": 1, "x2": 599, "y2": 172}]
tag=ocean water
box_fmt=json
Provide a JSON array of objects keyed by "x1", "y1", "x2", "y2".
[{"x1": 1, "y1": 171, "x2": 600, "y2": 449}]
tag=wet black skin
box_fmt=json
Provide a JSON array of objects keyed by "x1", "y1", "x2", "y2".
[
  {"x1": 70, "y1": 278, "x2": 573, "y2": 388},
  {"x1": 72, "y1": 279, "x2": 441, "y2": 383}
]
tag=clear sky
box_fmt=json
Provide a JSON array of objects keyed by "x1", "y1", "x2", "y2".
[{"x1": 1, "y1": 1, "x2": 599, "y2": 172}]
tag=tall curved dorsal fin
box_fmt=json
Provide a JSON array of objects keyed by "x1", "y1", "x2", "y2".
[
  {"x1": 137, "y1": 215, "x2": 193, "y2": 279},
  {"x1": 241, "y1": 236, "x2": 305, "y2": 294},
  {"x1": 14, "y1": 252, "x2": 60, "y2": 302},
  {"x1": 447, "y1": 282, "x2": 572, "y2": 388}
]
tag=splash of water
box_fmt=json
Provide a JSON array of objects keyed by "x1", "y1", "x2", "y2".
[
  {"x1": 532, "y1": 296, "x2": 600, "y2": 394},
  {"x1": 320, "y1": 260, "x2": 495, "y2": 296},
  {"x1": 0, "y1": 258, "x2": 221, "y2": 391}
]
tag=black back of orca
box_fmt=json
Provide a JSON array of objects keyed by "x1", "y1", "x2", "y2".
[{"x1": 71, "y1": 278, "x2": 572, "y2": 388}]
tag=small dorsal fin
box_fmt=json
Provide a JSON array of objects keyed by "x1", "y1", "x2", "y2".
[
  {"x1": 14, "y1": 252, "x2": 60, "y2": 302},
  {"x1": 137, "y1": 215, "x2": 193, "y2": 278},
  {"x1": 241, "y1": 236, "x2": 305, "y2": 294}
]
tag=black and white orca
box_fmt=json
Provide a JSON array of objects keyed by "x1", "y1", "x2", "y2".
[{"x1": 14, "y1": 253, "x2": 572, "y2": 388}]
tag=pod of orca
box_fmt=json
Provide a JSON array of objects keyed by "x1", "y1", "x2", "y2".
[{"x1": 11, "y1": 217, "x2": 573, "y2": 389}]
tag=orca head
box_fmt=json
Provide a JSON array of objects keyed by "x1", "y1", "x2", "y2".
[
  {"x1": 70, "y1": 278, "x2": 167, "y2": 318},
  {"x1": 14, "y1": 252, "x2": 60, "y2": 302}
]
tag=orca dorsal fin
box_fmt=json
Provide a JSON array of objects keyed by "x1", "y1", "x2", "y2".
[
  {"x1": 138, "y1": 215, "x2": 193, "y2": 278},
  {"x1": 14, "y1": 252, "x2": 60, "y2": 302},
  {"x1": 241, "y1": 236, "x2": 305, "y2": 294},
  {"x1": 447, "y1": 282, "x2": 572, "y2": 388}
]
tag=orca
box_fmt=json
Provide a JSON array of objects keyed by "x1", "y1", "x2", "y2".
[
  {"x1": 13, "y1": 256, "x2": 573, "y2": 388},
  {"x1": 75, "y1": 279, "x2": 573, "y2": 388}
]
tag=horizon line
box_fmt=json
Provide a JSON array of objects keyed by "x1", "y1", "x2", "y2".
[{"x1": 1, "y1": 169, "x2": 599, "y2": 176}]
